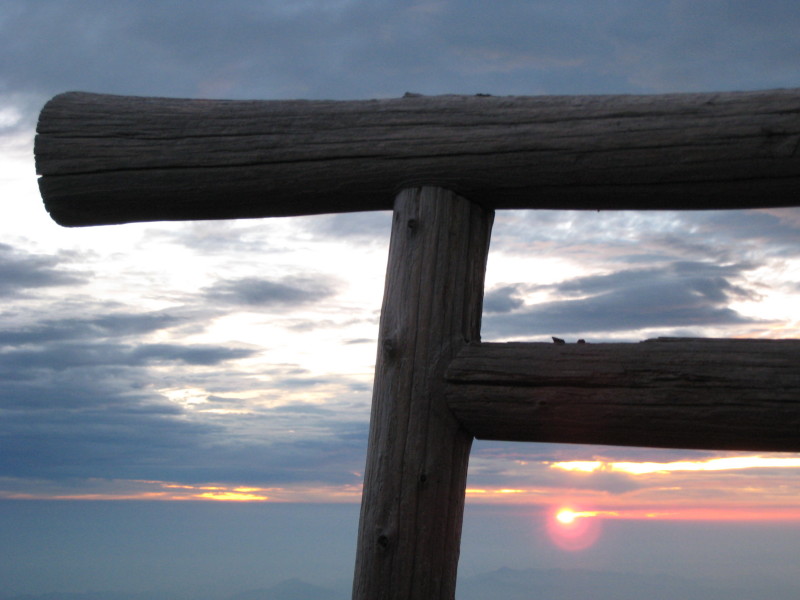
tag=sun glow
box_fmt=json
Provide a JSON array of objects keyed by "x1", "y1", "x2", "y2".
[{"x1": 548, "y1": 507, "x2": 602, "y2": 551}]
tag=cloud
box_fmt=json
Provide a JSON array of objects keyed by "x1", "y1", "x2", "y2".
[
  {"x1": 5, "y1": 0, "x2": 800, "y2": 123},
  {"x1": 204, "y1": 276, "x2": 337, "y2": 308},
  {"x1": 466, "y1": 440, "x2": 749, "y2": 498},
  {"x1": 0, "y1": 234, "x2": 372, "y2": 489},
  {"x1": 0, "y1": 312, "x2": 184, "y2": 345},
  {"x1": 0, "y1": 400, "x2": 222, "y2": 481},
  {"x1": 0, "y1": 0, "x2": 399, "y2": 101},
  {"x1": 483, "y1": 285, "x2": 524, "y2": 314},
  {"x1": 553, "y1": 261, "x2": 758, "y2": 300},
  {"x1": 142, "y1": 219, "x2": 288, "y2": 255},
  {"x1": 0, "y1": 337, "x2": 228, "y2": 481},
  {"x1": 0, "y1": 243, "x2": 87, "y2": 297},
  {"x1": 131, "y1": 343, "x2": 256, "y2": 366},
  {"x1": 0, "y1": 353, "x2": 368, "y2": 486},
  {"x1": 605, "y1": 0, "x2": 800, "y2": 92},
  {"x1": 492, "y1": 209, "x2": 800, "y2": 265},
  {"x1": 484, "y1": 261, "x2": 764, "y2": 338},
  {"x1": 0, "y1": 282, "x2": 369, "y2": 487},
  {"x1": 1, "y1": 341, "x2": 255, "y2": 372},
  {"x1": 302, "y1": 211, "x2": 392, "y2": 244}
]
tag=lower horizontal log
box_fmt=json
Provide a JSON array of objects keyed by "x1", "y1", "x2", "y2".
[{"x1": 444, "y1": 338, "x2": 800, "y2": 451}]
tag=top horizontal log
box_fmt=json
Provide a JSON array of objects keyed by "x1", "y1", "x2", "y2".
[{"x1": 35, "y1": 88, "x2": 800, "y2": 226}]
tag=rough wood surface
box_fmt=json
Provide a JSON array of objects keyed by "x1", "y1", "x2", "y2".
[
  {"x1": 353, "y1": 188, "x2": 492, "y2": 600},
  {"x1": 444, "y1": 338, "x2": 800, "y2": 451},
  {"x1": 35, "y1": 88, "x2": 800, "y2": 226}
]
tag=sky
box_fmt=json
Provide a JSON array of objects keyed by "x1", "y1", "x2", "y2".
[{"x1": 2, "y1": 1, "x2": 800, "y2": 598}]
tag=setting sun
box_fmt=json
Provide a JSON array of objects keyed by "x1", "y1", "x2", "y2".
[
  {"x1": 547, "y1": 507, "x2": 603, "y2": 551},
  {"x1": 556, "y1": 508, "x2": 578, "y2": 524}
]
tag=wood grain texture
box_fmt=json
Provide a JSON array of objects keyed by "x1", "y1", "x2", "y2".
[
  {"x1": 35, "y1": 89, "x2": 800, "y2": 226},
  {"x1": 353, "y1": 187, "x2": 493, "y2": 600},
  {"x1": 445, "y1": 338, "x2": 800, "y2": 451}
]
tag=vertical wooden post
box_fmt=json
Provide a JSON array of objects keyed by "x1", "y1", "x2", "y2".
[{"x1": 353, "y1": 187, "x2": 494, "y2": 600}]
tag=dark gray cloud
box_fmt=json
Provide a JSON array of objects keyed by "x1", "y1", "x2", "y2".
[
  {"x1": 282, "y1": 317, "x2": 374, "y2": 333},
  {"x1": 0, "y1": 243, "x2": 86, "y2": 297},
  {"x1": 0, "y1": 347, "x2": 368, "y2": 485},
  {"x1": 483, "y1": 261, "x2": 764, "y2": 338},
  {"x1": 1, "y1": 0, "x2": 395, "y2": 101},
  {"x1": 602, "y1": 0, "x2": 800, "y2": 92},
  {"x1": 482, "y1": 208, "x2": 800, "y2": 340},
  {"x1": 0, "y1": 345, "x2": 221, "y2": 479},
  {"x1": 142, "y1": 220, "x2": 286, "y2": 255},
  {"x1": 165, "y1": 438, "x2": 366, "y2": 486},
  {"x1": 0, "y1": 280, "x2": 369, "y2": 486},
  {"x1": 695, "y1": 209, "x2": 800, "y2": 260},
  {"x1": 131, "y1": 343, "x2": 255, "y2": 366},
  {"x1": 0, "y1": 341, "x2": 254, "y2": 372},
  {"x1": 483, "y1": 285, "x2": 524, "y2": 314},
  {"x1": 0, "y1": 390, "x2": 368, "y2": 489},
  {"x1": 267, "y1": 402, "x2": 338, "y2": 416},
  {"x1": 344, "y1": 337, "x2": 374, "y2": 345},
  {"x1": 553, "y1": 261, "x2": 757, "y2": 300},
  {"x1": 0, "y1": 312, "x2": 184, "y2": 346},
  {"x1": 491, "y1": 209, "x2": 800, "y2": 265},
  {"x1": 204, "y1": 276, "x2": 336, "y2": 308},
  {"x1": 303, "y1": 211, "x2": 392, "y2": 243},
  {"x1": 0, "y1": 401, "x2": 216, "y2": 480},
  {"x1": 0, "y1": 306, "x2": 205, "y2": 483},
  {"x1": 4, "y1": 0, "x2": 800, "y2": 120},
  {"x1": 197, "y1": 405, "x2": 369, "y2": 485}
]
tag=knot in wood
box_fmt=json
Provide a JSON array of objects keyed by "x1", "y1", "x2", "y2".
[{"x1": 381, "y1": 337, "x2": 397, "y2": 358}]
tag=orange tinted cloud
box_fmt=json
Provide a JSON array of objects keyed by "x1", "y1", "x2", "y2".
[
  {"x1": 552, "y1": 455, "x2": 800, "y2": 475},
  {"x1": 0, "y1": 479, "x2": 363, "y2": 503}
]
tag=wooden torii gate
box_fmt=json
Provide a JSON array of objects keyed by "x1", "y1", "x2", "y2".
[{"x1": 35, "y1": 88, "x2": 800, "y2": 600}]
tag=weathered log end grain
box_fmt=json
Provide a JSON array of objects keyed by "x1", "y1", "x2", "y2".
[
  {"x1": 444, "y1": 338, "x2": 800, "y2": 451},
  {"x1": 35, "y1": 88, "x2": 800, "y2": 226}
]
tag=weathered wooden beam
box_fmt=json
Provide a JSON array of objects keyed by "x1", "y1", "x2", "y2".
[
  {"x1": 444, "y1": 338, "x2": 800, "y2": 451},
  {"x1": 35, "y1": 88, "x2": 800, "y2": 226},
  {"x1": 353, "y1": 187, "x2": 492, "y2": 600}
]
